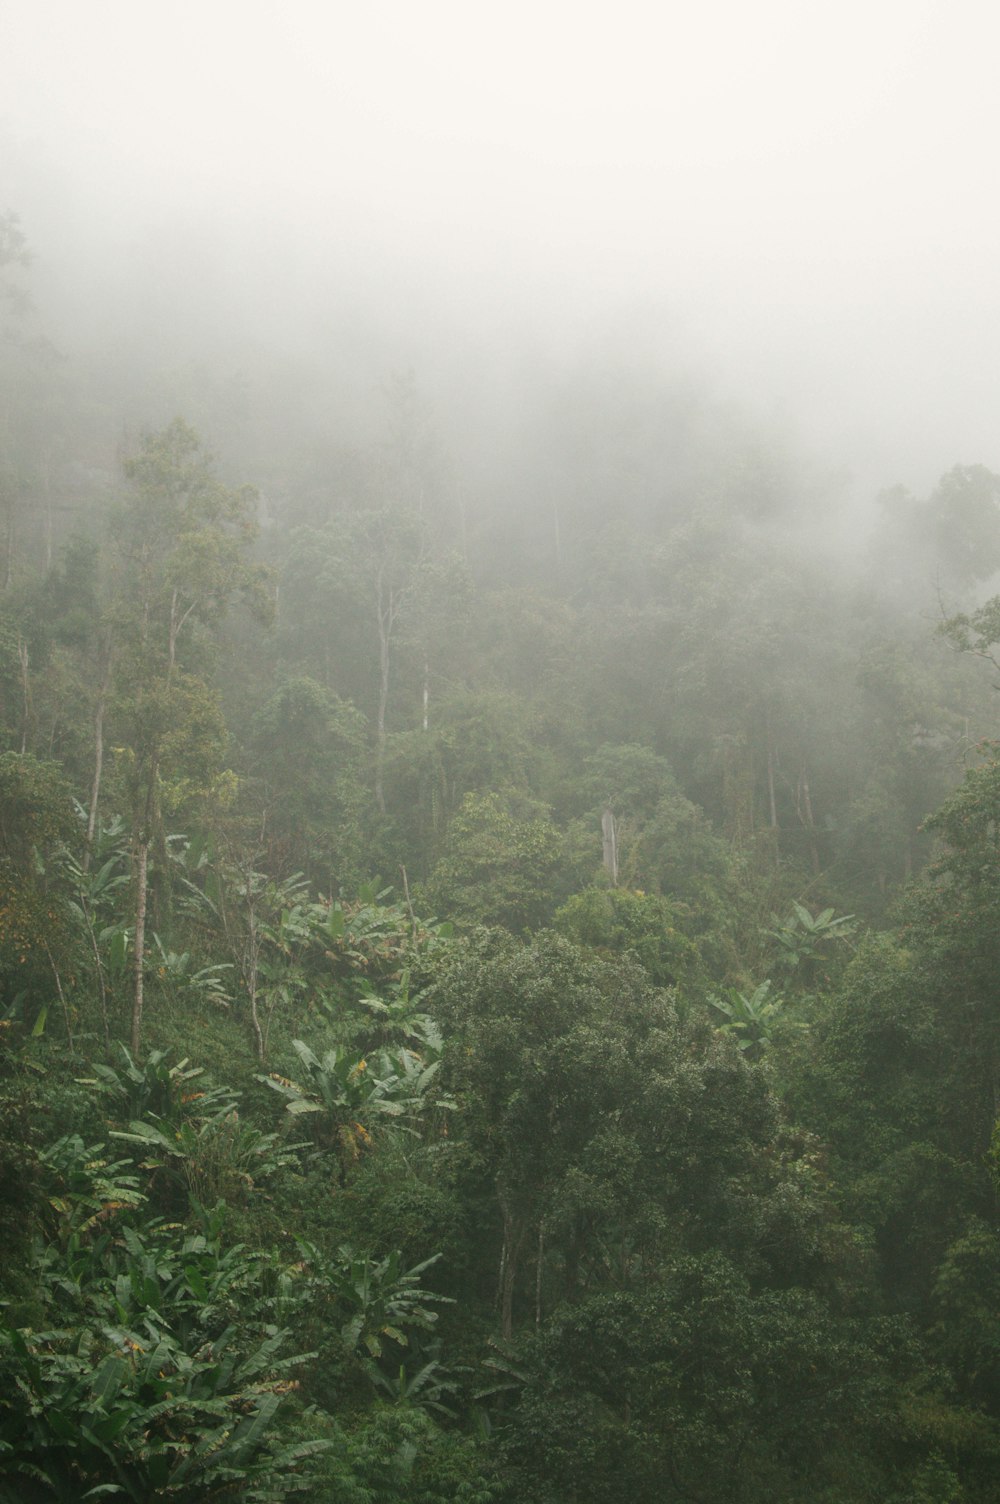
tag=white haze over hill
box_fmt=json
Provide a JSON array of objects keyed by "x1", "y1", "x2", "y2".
[{"x1": 4, "y1": 0, "x2": 1000, "y2": 505}]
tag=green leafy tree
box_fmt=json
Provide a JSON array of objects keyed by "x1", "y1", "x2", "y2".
[
  {"x1": 765, "y1": 900, "x2": 856, "y2": 990},
  {"x1": 0, "y1": 752, "x2": 79, "y2": 1032},
  {"x1": 908, "y1": 747, "x2": 1000, "y2": 1159},
  {"x1": 434, "y1": 931, "x2": 833, "y2": 1340},
  {"x1": 109, "y1": 419, "x2": 269, "y2": 1054},
  {"x1": 0, "y1": 1187, "x2": 325, "y2": 1501},
  {"x1": 496, "y1": 1257, "x2": 905, "y2": 1504},
  {"x1": 380, "y1": 686, "x2": 543, "y2": 881},
  {"x1": 425, "y1": 790, "x2": 562, "y2": 933},
  {"x1": 249, "y1": 675, "x2": 369, "y2": 887},
  {"x1": 552, "y1": 885, "x2": 702, "y2": 991},
  {"x1": 924, "y1": 465, "x2": 1000, "y2": 587},
  {"x1": 559, "y1": 742, "x2": 733, "y2": 921},
  {"x1": 706, "y1": 979, "x2": 803, "y2": 1058},
  {"x1": 307, "y1": 506, "x2": 429, "y2": 814}
]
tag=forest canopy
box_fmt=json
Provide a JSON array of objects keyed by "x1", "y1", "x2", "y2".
[{"x1": 1, "y1": 198, "x2": 1000, "y2": 1501}]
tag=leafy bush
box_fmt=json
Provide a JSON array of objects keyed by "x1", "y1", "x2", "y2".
[{"x1": 0, "y1": 1200, "x2": 326, "y2": 1501}]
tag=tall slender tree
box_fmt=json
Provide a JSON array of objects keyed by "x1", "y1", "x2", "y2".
[{"x1": 111, "y1": 419, "x2": 269, "y2": 1053}]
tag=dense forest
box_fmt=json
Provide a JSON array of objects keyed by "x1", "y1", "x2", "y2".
[{"x1": 3, "y1": 203, "x2": 1000, "y2": 1502}]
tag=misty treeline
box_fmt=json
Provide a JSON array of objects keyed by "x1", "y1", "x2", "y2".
[{"x1": 3, "y1": 206, "x2": 1000, "y2": 1501}]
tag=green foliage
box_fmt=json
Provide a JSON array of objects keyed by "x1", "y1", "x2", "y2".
[
  {"x1": 62, "y1": 815, "x2": 132, "y2": 1018},
  {"x1": 922, "y1": 464, "x2": 1000, "y2": 587},
  {"x1": 115, "y1": 1096, "x2": 300, "y2": 1215},
  {"x1": 0, "y1": 1207, "x2": 325, "y2": 1500},
  {"x1": 116, "y1": 418, "x2": 270, "y2": 650},
  {"x1": 799, "y1": 937, "x2": 943, "y2": 1147},
  {"x1": 250, "y1": 675, "x2": 369, "y2": 884},
  {"x1": 260, "y1": 1036, "x2": 453, "y2": 1171},
  {"x1": 425, "y1": 790, "x2": 562, "y2": 933},
  {"x1": 0, "y1": 1070, "x2": 47, "y2": 1267},
  {"x1": 706, "y1": 979, "x2": 804, "y2": 1058},
  {"x1": 38, "y1": 1131, "x2": 146, "y2": 1246},
  {"x1": 369, "y1": 1346, "x2": 461, "y2": 1419},
  {"x1": 150, "y1": 933, "x2": 234, "y2": 1010},
  {"x1": 7, "y1": 296, "x2": 1000, "y2": 1500},
  {"x1": 311, "y1": 883, "x2": 454, "y2": 995},
  {"x1": 82, "y1": 1045, "x2": 206, "y2": 1122},
  {"x1": 931, "y1": 1220, "x2": 1000, "y2": 1408},
  {"x1": 379, "y1": 686, "x2": 544, "y2": 880},
  {"x1": 81, "y1": 1047, "x2": 301, "y2": 1217},
  {"x1": 494, "y1": 1255, "x2": 903, "y2": 1504},
  {"x1": 0, "y1": 756, "x2": 82, "y2": 1036},
  {"x1": 561, "y1": 744, "x2": 731, "y2": 898},
  {"x1": 434, "y1": 930, "x2": 845, "y2": 1342},
  {"x1": 552, "y1": 885, "x2": 702, "y2": 990},
  {"x1": 355, "y1": 970, "x2": 444, "y2": 1052},
  {"x1": 175, "y1": 852, "x2": 455, "y2": 1060},
  {"x1": 325, "y1": 1403, "x2": 497, "y2": 1504},
  {"x1": 900, "y1": 1453, "x2": 966, "y2": 1504},
  {"x1": 891, "y1": 746, "x2": 1000, "y2": 1163},
  {"x1": 294, "y1": 1242, "x2": 451, "y2": 1367},
  {"x1": 0, "y1": 753, "x2": 78, "y2": 866},
  {"x1": 766, "y1": 900, "x2": 856, "y2": 981}
]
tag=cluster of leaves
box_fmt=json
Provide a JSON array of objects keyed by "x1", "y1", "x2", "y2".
[
  {"x1": 0, "y1": 1141, "x2": 324, "y2": 1501},
  {"x1": 5, "y1": 390, "x2": 1000, "y2": 1503},
  {"x1": 0, "y1": 1023, "x2": 486, "y2": 1502},
  {"x1": 260, "y1": 1034, "x2": 453, "y2": 1170}
]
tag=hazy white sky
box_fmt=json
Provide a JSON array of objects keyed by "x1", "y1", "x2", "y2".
[{"x1": 4, "y1": 0, "x2": 1000, "y2": 492}]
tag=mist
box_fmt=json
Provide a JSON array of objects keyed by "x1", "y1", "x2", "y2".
[
  {"x1": 5, "y1": 0, "x2": 1000, "y2": 512},
  {"x1": 9, "y1": 14, "x2": 1000, "y2": 1493}
]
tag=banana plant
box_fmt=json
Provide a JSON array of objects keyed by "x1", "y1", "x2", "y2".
[
  {"x1": 62, "y1": 812, "x2": 131, "y2": 1046},
  {"x1": 706, "y1": 981, "x2": 804, "y2": 1058},
  {"x1": 80, "y1": 1044, "x2": 205, "y2": 1123},
  {"x1": 150, "y1": 932, "x2": 234, "y2": 1011},
  {"x1": 369, "y1": 1345, "x2": 462, "y2": 1418},
  {"x1": 82, "y1": 1047, "x2": 302, "y2": 1212},
  {"x1": 352, "y1": 968, "x2": 443, "y2": 1052},
  {"x1": 293, "y1": 1241, "x2": 452, "y2": 1367},
  {"x1": 39, "y1": 1132, "x2": 146, "y2": 1247},
  {"x1": 765, "y1": 902, "x2": 856, "y2": 975},
  {"x1": 116, "y1": 1103, "x2": 301, "y2": 1216},
  {"x1": 260, "y1": 1038, "x2": 454, "y2": 1165},
  {"x1": 0, "y1": 1212, "x2": 327, "y2": 1500}
]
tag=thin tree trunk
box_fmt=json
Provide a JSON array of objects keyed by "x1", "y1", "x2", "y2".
[
  {"x1": 131, "y1": 837, "x2": 148, "y2": 1056},
  {"x1": 80, "y1": 891, "x2": 111, "y2": 1049},
  {"x1": 798, "y1": 767, "x2": 820, "y2": 874},
  {"x1": 168, "y1": 588, "x2": 197, "y2": 677},
  {"x1": 246, "y1": 905, "x2": 265, "y2": 1064},
  {"x1": 86, "y1": 695, "x2": 105, "y2": 866},
  {"x1": 400, "y1": 865, "x2": 416, "y2": 923},
  {"x1": 131, "y1": 737, "x2": 159, "y2": 1057},
  {"x1": 248, "y1": 971, "x2": 264, "y2": 1062},
  {"x1": 17, "y1": 637, "x2": 31, "y2": 754},
  {"x1": 498, "y1": 1195, "x2": 527, "y2": 1341},
  {"x1": 601, "y1": 808, "x2": 618, "y2": 884},
  {"x1": 374, "y1": 590, "x2": 391, "y2": 815},
  {"x1": 84, "y1": 649, "x2": 112, "y2": 871},
  {"x1": 766, "y1": 739, "x2": 778, "y2": 828},
  {"x1": 44, "y1": 941, "x2": 73, "y2": 1050}
]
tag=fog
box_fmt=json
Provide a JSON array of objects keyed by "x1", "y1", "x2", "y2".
[{"x1": 5, "y1": 0, "x2": 1000, "y2": 505}]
